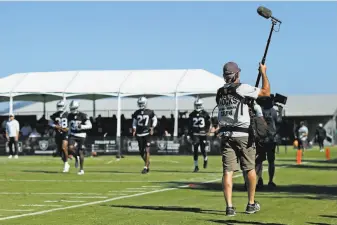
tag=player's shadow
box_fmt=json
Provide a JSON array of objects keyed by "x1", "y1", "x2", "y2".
[
  {"x1": 256, "y1": 194, "x2": 337, "y2": 201},
  {"x1": 152, "y1": 169, "x2": 220, "y2": 174},
  {"x1": 207, "y1": 219, "x2": 286, "y2": 225},
  {"x1": 274, "y1": 164, "x2": 337, "y2": 170},
  {"x1": 306, "y1": 222, "x2": 333, "y2": 225},
  {"x1": 277, "y1": 158, "x2": 337, "y2": 164},
  {"x1": 87, "y1": 170, "x2": 140, "y2": 174},
  {"x1": 320, "y1": 215, "x2": 337, "y2": 219},
  {"x1": 161, "y1": 181, "x2": 337, "y2": 198},
  {"x1": 21, "y1": 170, "x2": 60, "y2": 174},
  {"x1": 110, "y1": 205, "x2": 225, "y2": 215}
]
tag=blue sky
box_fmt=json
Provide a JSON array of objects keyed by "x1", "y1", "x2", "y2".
[{"x1": 0, "y1": 1, "x2": 336, "y2": 96}]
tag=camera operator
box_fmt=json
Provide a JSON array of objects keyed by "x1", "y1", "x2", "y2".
[{"x1": 255, "y1": 96, "x2": 279, "y2": 189}]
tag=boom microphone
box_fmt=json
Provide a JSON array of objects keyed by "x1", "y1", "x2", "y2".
[{"x1": 257, "y1": 6, "x2": 282, "y2": 24}]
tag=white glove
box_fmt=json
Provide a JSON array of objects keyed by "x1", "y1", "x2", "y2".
[{"x1": 253, "y1": 102, "x2": 263, "y2": 117}]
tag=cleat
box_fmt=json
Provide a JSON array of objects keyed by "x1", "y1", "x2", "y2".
[
  {"x1": 77, "y1": 170, "x2": 84, "y2": 175},
  {"x1": 245, "y1": 201, "x2": 261, "y2": 214},
  {"x1": 14, "y1": 155, "x2": 18, "y2": 159},
  {"x1": 193, "y1": 166, "x2": 199, "y2": 173},
  {"x1": 63, "y1": 163, "x2": 70, "y2": 173},
  {"x1": 226, "y1": 207, "x2": 236, "y2": 216},
  {"x1": 8, "y1": 155, "x2": 12, "y2": 159},
  {"x1": 141, "y1": 168, "x2": 148, "y2": 174},
  {"x1": 203, "y1": 160, "x2": 208, "y2": 169}
]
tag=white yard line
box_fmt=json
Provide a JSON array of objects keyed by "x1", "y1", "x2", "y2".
[
  {"x1": 20, "y1": 205, "x2": 63, "y2": 207},
  {"x1": 69, "y1": 196, "x2": 108, "y2": 199},
  {"x1": 142, "y1": 186, "x2": 161, "y2": 188},
  {"x1": 126, "y1": 188, "x2": 151, "y2": 190},
  {"x1": 45, "y1": 200, "x2": 85, "y2": 203},
  {"x1": 0, "y1": 179, "x2": 183, "y2": 183},
  {"x1": 0, "y1": 210, "x2": 34, "y2": 212},
  {"x1": 0, "y1": 162, "x2": 306, "y2": 221},
  {"x1": 105, "y1": 160, "x2": 114, "y2": 164},
  {"x1": 0, "y1": 192, "x2": 104, "y2": 195}
]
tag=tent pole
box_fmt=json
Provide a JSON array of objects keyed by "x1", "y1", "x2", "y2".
[
  {"x1": 93, "y1": 95, "x2": 96, "y2": 118},
  {"x1": 42, "y1": 94, "x2": 46, "y2": 116},
  {"x1": 173, "y1": 93, "x2": 178, "y2": 137},
  {"x1": 116, "y1": 93, "x2": 122, "y2": 158},
  {"x1": 117, "y1": 93, "x2": 121, "y2": 137},
  {"x1": 9, "y1": 95, "x2": 13, "y2": 115}
]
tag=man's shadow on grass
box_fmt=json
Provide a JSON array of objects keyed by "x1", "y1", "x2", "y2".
[
  {"x1": 208, "y1": 220, "x2": 286, "y2": 225},
  {"x1": 110, "y1": 205, "x2": 225, "y2": 216},
  {"x1": 159, "y1": 181, "x2": 337, "y2": 199},
  {"x1": 277, "y1": 158, "x2": 337, "y2": 164}
]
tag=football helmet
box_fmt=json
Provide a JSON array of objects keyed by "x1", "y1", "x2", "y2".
[
  {"x1": 69, "y1": 100, "x2": 80, "y2": 114},
  {"x1": 194, "y1": 98, "x2": 203, "y2": 112},
  {"x1": 137, "y1": 96, "x2": 147, "y2": 109},
  {"x1": 56, "y1": 100, "x2": 66, "y2": 112}
]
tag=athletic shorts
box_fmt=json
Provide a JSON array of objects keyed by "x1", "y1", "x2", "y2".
[
  {"x1": 68, "y1": 135, "x2": 86, "y2": 151},
  {"x1": 255, "y1": 142, "x2": 276, "y2": 164},
  {"x1": 221, "y1": 136, "x2": 255, "y2": 172},
  {"x1": 192, "y1": 135, "x2": 207, "y2": 146},
  {"x1": 136, "y1": 135, "x2": 151, "y2": 150}
]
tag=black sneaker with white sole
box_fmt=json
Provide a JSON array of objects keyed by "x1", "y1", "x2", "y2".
[
  {"x1": 226, "y1": 207, "x2": 236, "y2": 216},
  {"x1": 245, "y1": 201, "x2": 261, "y2": 214}
]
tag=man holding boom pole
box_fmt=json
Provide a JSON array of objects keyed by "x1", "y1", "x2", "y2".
[{"x1": 215, "y1": 62, "x2": 270, "y2": 216}]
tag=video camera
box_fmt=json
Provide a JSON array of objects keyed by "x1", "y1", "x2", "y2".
[{"x1": 273, "y1": 93, "x2": 287, "y2": 107}]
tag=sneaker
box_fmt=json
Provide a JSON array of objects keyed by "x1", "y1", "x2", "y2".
[
  {"x1": 8, "y1": 155, "x2": 12, "y2": 159},
  {"x1": 320, "y1": 149, "x2": 324, "y2": 152},
  {"x1": 193, "y1": 166, "x2": 199, "y2": 173},
  {"x1": 77, "y1": 170, "x2": 84, "y2": 175},
  {"x1": 14, "y1": 155, "x2": 18, "y2": 159},
  {"x1": 63, "y1": 163, "x2": 70, "y2": 173},
  {"x1": 245, "y1": 201, "x2": 261, "y2": 214},
  {"x1": 226, "y1": 206, "x2": 236, "y2": 216},
  {"x1": 268, "y1": 181, "x2": 276, "y2": 188},
  {"x1": 203, "y1": 160, "x2": 208, "y2": 169},
  {"x1": 141, "y1": 168, "x2": 148, "y2": 174}
]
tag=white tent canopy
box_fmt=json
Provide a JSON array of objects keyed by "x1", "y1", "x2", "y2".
[{"x1": 0, "y1": 69, "x2": 224, "y2": 136}]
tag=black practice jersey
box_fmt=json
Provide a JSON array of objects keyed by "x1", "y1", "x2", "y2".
[
  {"x1": 50, "y1": 111, "x2": 69, "y2": 135},
  {"x1": 189, "y1": 110, "x2": 211, "y2": 136},
  {"x1": 68, "y1": 112, "x2": 89, "y2": 138},
  {"x1": 132, "y1": 109, "x2": 156, "y2": 136}
]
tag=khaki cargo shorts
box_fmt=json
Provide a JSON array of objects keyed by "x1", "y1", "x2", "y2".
[{"x1": 221, "y1": 136, "x2": 256, "y2": 172}]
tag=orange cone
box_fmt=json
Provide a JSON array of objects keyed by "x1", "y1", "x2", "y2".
[
  {"x1": 296, "y1": 150, "x2": 302, "y2": 164},
  {"x1": 325, "y1": 147, "x2": 330, "y2": 161}
]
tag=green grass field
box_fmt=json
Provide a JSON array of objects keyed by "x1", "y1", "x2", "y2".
[{"x1": 0, "y1": 147, "x2": 336, "y2": 225}]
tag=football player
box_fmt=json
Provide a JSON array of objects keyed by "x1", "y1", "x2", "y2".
[
  {"x1": 49, "y1": 100, "x2": 70, "y2": 173},
  {"x1": 67, "y1": 100, "x2": 92, "y2": 175},
  {"x1": 188, "y1": 98, "x2": 211, "y2": 172},
  {"x1": 132, "y1": 97, "x2": 158, "y2": 174}
]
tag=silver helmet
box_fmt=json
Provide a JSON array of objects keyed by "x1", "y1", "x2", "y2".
[
  {"x1": 194, "y1": 98, "x2": 203, "y2": 112},
  {"x1": 137, "y1": 96, "x2": 147, "y2": 109},
  {"x1": 56, "y1": 100, "x2": 66, "y2": 112},
  {"x1": 69, "y1": 100, "x2": 80, "y2": 114}
]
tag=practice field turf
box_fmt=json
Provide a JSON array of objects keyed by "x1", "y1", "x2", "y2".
[{"x1": 0, "y1": 147, "x2": 336, "y2": 225}]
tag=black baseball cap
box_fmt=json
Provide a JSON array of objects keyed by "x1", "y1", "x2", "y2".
[{"x1": 223, "y1": 62, "x2": 241, "y2": 78}]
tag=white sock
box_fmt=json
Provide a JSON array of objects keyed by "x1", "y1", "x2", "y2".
[
  {"x1": 144, "y1": 166, "x2": 147, "y2": 169},
  {"x1": 194, "y1": 160, "x2": 198, "y2": 167},
  {"x1": 204, "y1": 156, "x2": 208, "y2": 161}
]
